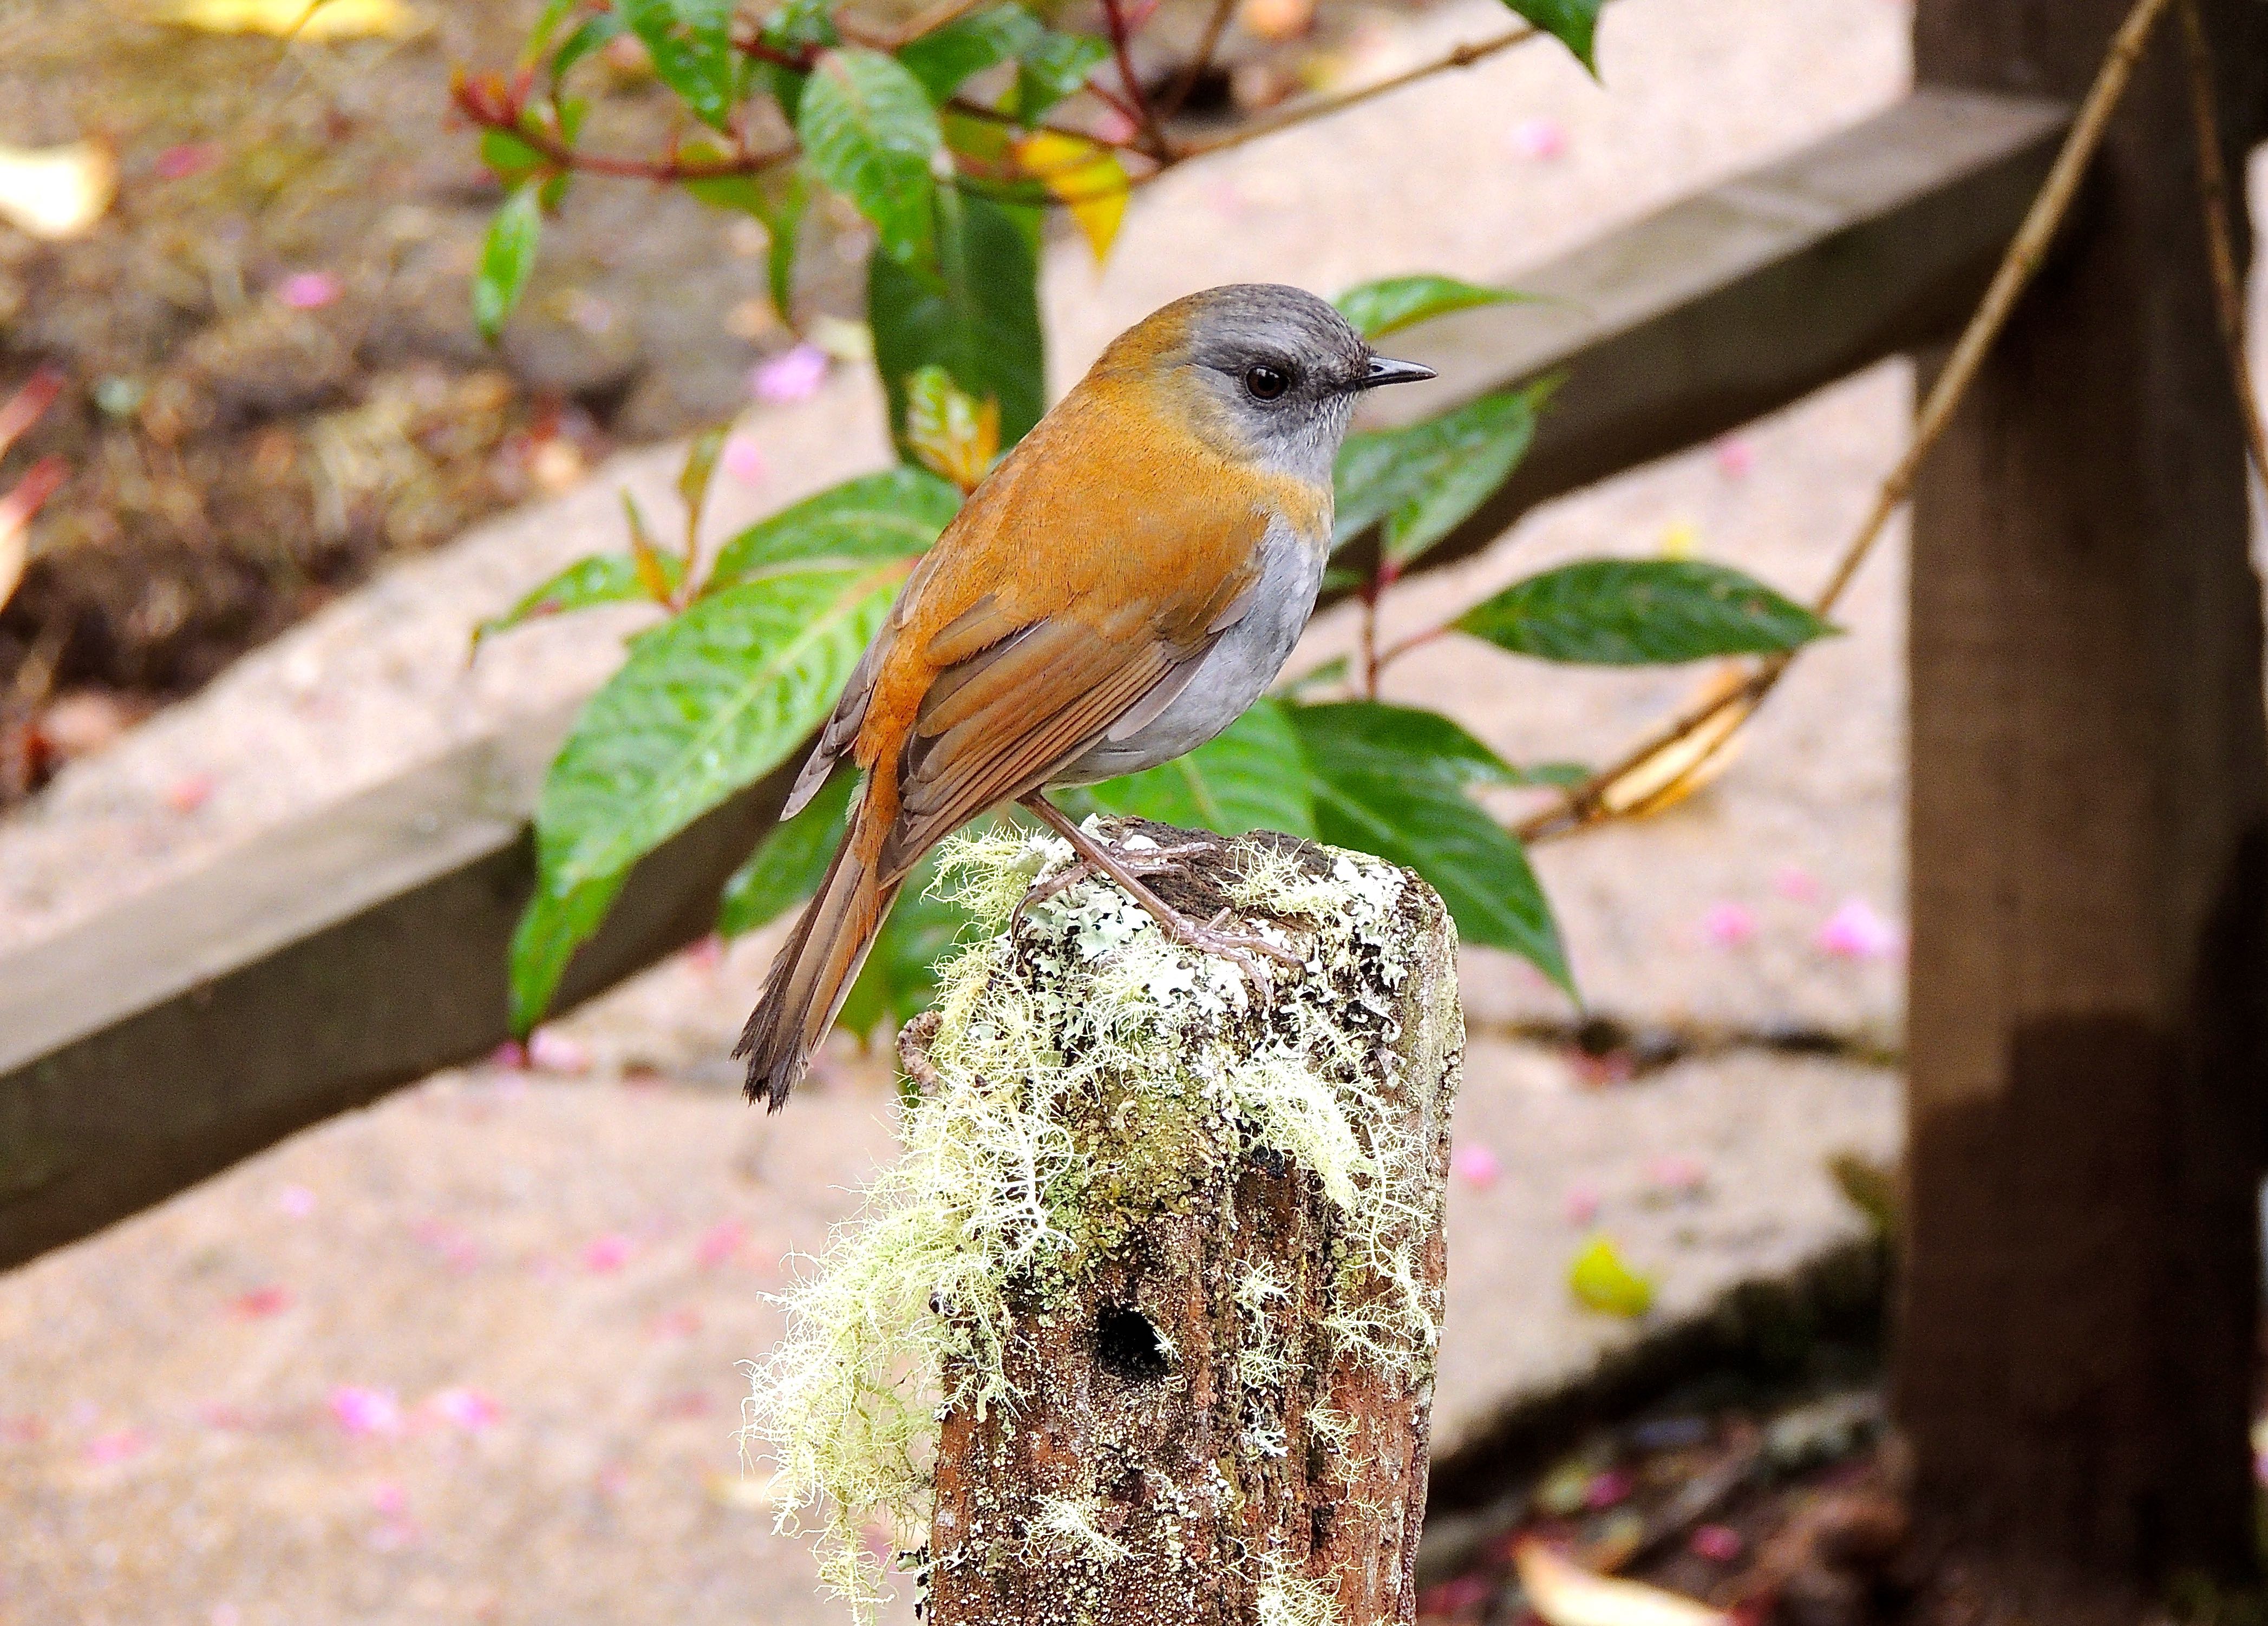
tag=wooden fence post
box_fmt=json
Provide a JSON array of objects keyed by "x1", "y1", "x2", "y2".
[
  {"x1": 905, "y1": 821, "x2": 1463, "y2": 1624},
  {"x1": 1905, "y1": 0, "x2": 2268, "y2": 1592}
]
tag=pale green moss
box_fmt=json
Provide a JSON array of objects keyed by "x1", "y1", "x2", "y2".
[
  {"x1": 742, "y1": 822, "x2": 1441, "y2": 1620},
  {"x1": 1034, "y1": 1493, "x2": 1132, "y2": 1566}
]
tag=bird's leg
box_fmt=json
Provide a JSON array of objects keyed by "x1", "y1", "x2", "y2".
[{"x1": 1017, "y1": 793, "x2": 1304, "y2": 999}]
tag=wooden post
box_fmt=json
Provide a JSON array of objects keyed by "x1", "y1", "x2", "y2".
[
  {"x1": 912, "y1": 821, "x2": 1462, "y2": 1624},
  {"x1": 1905, "y1": 0, "x2": 2268, "y2": 1592}
]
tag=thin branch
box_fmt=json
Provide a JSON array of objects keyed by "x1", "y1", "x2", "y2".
[
  {"x1": 1519, "y1": 0, "x2": 2179, "y2": 845},
  {"x1": 1155, "y1": 22, "x2": 1545, "y2": 174},
  {"x1": 2177, "y1": 0, "x2": 2268, "y2": 487},
  {"x1": 1099, "y1": 0, "x2": 1173, "y2": 162},
  {"x1": 1158, "y1": 0, "x2": 1237, "y2": 121}
]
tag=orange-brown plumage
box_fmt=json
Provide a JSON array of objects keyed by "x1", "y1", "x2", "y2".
[{"x1": 735, "y1": 285, "x2": 1428, "y2": 1107}]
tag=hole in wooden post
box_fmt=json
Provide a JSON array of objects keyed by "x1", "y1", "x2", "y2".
[{"x1": 1095, "y1": 1304, "x2": 1169, "y2": 1382}]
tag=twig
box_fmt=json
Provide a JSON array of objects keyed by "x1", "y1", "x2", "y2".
[
  {"x1": 1099, "y1": 0, "x2": 1174, "y2": 162},
  {"x1": 1158, "y1": 0, "x2": 1237, "y2": 121},
  {"x1": 1519, "y1": 0, "x2": 2179, "y2": 844},
  {"x1": 2177, "y1": 0, "x2": 2268, "y2": 487}
]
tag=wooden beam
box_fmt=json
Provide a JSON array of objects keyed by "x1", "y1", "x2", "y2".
[
  {"x1": 1902, "y1": 0, "x2": 2268, "y2": 1594},
  {"x1": 0, "y1": 87, "x2": 2067, "y2": 1271}
]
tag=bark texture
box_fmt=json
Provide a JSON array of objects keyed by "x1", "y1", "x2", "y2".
[
  {"x1": 1905, "y1": 0, "x2": 2268, "y2": 1593},
  {"x1": 919, "y1": 821, "x2": 1463, "y2": 1625}
]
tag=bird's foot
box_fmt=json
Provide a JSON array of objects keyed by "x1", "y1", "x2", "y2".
[{"x1": 1014, "y1": 795, "x2": 1303, "y2": 1003}]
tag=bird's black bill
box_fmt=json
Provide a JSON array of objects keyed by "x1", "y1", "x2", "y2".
[{"x1": 1358, "y1": 355, "x2": 1437, "y2": 389}]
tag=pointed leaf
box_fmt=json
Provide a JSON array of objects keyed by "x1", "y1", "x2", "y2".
[
  {"x1": 903, "y1": 364, "x2": 999, "y2": 491},
  {"x1": 718, "y1": 769, "x2": 855, "y2": 936},
  {"x1": 1566, "y1": 1235, "x2": 1656, "y2": 1317},
  {"x1": 474, "y1": 182, "x2": 543, "y2": 342},
  {"x1": 1501, "y1": 0, "x2": 1603, "y2": 71},
  {"x1": 1334, "y1": 275, "x2": 1529, "y2": 340},
  {"x1": 677, "y1": 424, "x2": 728, "y2": 553},
  {"x1": 1291, "y1": 701, "x2": 1570, "y2": 993},
  {"x1": 1457, "y1": 560, "x2": 1833, "y2": 665},
  {"x1": 1332, "y1": 382, "x2": 1548, "y2": 565},
  {"x1": 1014, "y1": 129, "x2": 1127, "y2": 263},
  {"x1": 708, "y1": 468, "x2": 961, "y2": 586},
  {"x1": 473, "y1": 551, "x2": 682, "y2": 651},
  {"x1": 798, "y1": 48, "x2": 944, "y2": 266},
  {"x1": 896, "y1": 4, "x2": 1043, "y2": 101},
  {"x1": 1085, "y1": 698, "x2": 1316, "y2": 837},
  {"x1": 620, "y1": 0, "x2": 739, "y2": 128},
  {"x1": 868, "y1": 189, "x2": 1045, "y2": 451},
  {"x1": 550, "y1": 11, "x2": 626, "y2": 84},
  {"x1": 535, "y1": 565, "x2": 898, "y2": 888},
  {"x1": 1014, "y1": 31, "x2": 1109, "y2": 120},
  {"x1": 509, "y1": 868, "x2": 627, "y2": 1035}
]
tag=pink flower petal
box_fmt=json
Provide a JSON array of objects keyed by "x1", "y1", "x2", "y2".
[
  {"x1": 228, "y1": 1286, "x2": 293, "y2": 1319},
  {"x1": 1712, "y1": 436, "x2": 1756, "y2": 478},
  {"x1": 1642, "y1": 1153, "x2": 1708, "y2": 1195},
  {"x1": 649, "y1": 1307, "x2": 703, "y2": 1339},
  {"x1": 750, "y1": 343, "x2": 828, "y2": 404},
  {"x1": 1815, "y1": 896, "x2": 1904, "y2": 960},
  {"x1": 84, "y1": 1428, "x2": 149, "y2": 1466},
  {"x1": 1509, "y1": 115, "x2": 1567, "y2": 160},
  {"x1": 1690, "y1": 1524, "x2": 1744, "y2": 1563},
  {"x1": 277, "y1": 1184, "x2": 317, "y2": 1218},
  {"x1": 1772, "y1": 864, "x2": 1820, "y2": 902},
  {"x1": 1562, "y1": 1183, "x2": 1601, "y2": 1226},
  {"x1": 329, "y1": 1386, "x2": 404, "y2": 1437},
  {"x1": 526, "y1": 1026, "x2": 590, "y2": 1074},
  {"x1": 683, "y1": 933, "x2": 726, "y2": 972},
  {"x1": 1700, "y1": 900, "x2": 1756, "y2": 948},
  {"x1": 428, "y1": 1387, "x2": 502, "y2": 1433},
  {"x1": 721, "y1": 435, "x2": 768, "y2": 486},
  {"x1": 694, "y1": 1219, "x2": 746, "y2": 1268},
  {"x1": 1583, "y1": 1467, "x2": 1635, "y2": 1509},
  {"x1": 1450, "y1": 1142, "x2": 1500, "y2": 1188},
  {"x1": 581, "y1": 1234, "x2": 633, "y2": 1274},
  {"x1": 165, "y1": 773, "x2": 214, "y2": 814},
  {"x1": 370, "y1": 1480, "x2": 408, "y2": 1516},
  {"x1": 154, "y1": 142, "x2": 220, "y2": 181},
  {"x1": 276, "y1": 271, "x2": 342, "y2": 311}
]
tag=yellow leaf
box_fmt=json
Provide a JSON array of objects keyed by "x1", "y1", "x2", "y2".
[
  {"x1": 0, "y1": 142, "x2": 115, "y2": 241},
  {"x1": 1596, "y1": 664, "x2": 1751, "y2": 819},
  {"x1": 1514, "y1": 1542, "x2": 1730, "y2": 1626},
  {"x1": 155, "y1": 0, "x2": 429, "y2": 41},
  {"x1": 1567, "y1": 1235, "x2": 1653, "y2": 1318},
  {"x1": 1014, "y1": 131, "x2": 1127, "y2": 265},
  {"x1": 904, "y1": 366, "x2": 998, "y2": 494}
]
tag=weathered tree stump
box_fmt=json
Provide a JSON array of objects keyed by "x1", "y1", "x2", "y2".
[{"x1": 907, "y1": 819, "x2": 1464, "y2": 1625}]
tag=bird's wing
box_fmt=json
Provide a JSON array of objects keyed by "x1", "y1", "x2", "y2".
[{"x1": 849, "y1": 409, "x2": 1278, "y2": 881}]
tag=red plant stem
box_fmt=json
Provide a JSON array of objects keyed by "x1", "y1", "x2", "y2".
[
  {"x1": 0, "y1": 366, "x2": 66, "y2": 463},
  {"x1": 0, "y1": 455, "x2": 68, "y2": 533},
  {"x1": 1099, "y1": 0, "x2": 1174, "y2": 161}
]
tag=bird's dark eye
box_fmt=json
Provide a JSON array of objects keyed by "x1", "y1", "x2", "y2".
[{"x1": 1244, "y1": 363, "x2": 1291, "y2": 401}]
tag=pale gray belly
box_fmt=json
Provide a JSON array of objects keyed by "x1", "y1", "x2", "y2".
[{"x1": 1058, "y1": 522, "x2": 1324, "y2": 783}]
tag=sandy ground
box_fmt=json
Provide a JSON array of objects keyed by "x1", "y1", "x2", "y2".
[{"x1": 0, "y1": 0, "x2": 1939, "y2": 1620}]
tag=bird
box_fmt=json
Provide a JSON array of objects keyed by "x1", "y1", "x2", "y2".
[{"x1": 734, "y1": 283, "x2": 1436, "y2": 1109}]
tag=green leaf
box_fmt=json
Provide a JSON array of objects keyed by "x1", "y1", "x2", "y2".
[
  {"x1": 480, "y1": 128, "x2": 547, "y2": 187},
  {"x1": 708, "y1": 468, "x2": 961, "y2": 587},
  {"x1": 1502, "y1": 0, "x2": 1603, "y2": 71},
  {"x1": 1568, "y1": 1235, "x2": 1654, "y2": 1317},
  {"x1": 474, "y1": 182, "x2": 544, "y2": 343},
  {"x1": 1290, "y1": 701, "x2": 1570, "y2": 993},
  {"x1": 509, "y1": 869, "x2": 627, "y2": 1036},
  {"x1": 754, "y1": 0, "x2": 840, "y2": 119},
  {"x1": 549, "y1": 9, "x2": 625, "y2": 82},
  {"x1": 762, "y1": 169, "x2": 807, "y2": 318},
  {"x1": 1456, "y1": 559, "x2": 1834, "y2": 665},
  {"x1": 535, "y1": 565, "x2": 897, "y2": 889},
  {"x1": 1334, "y1": 275, "x2": 1530, "y2": 340},
  {"x1": 620, "y1": 0, "x2": 740, "y2": 128},
  {"x1": 473, "y1": 552, "x2": 678, "y2": 651},
  {"x1": 798, "y1": 48, "x2": 945, "y2": 267},
  {"x1": 897, "y1": 4, "x2": 1044, "y2": 102},
  {"x1": 1332, "y1": 382, "x2": 1548, "y2": 565},
  {"x1": 524, "y1": 0, "x2": 586, "y2": 63},
  {"x1": 1085, "y1": 699, "x2": 1317, "y2": 838},
  {"x1": 869, "y1": 189, "x2": 1046, "y2": 452},
  {"x1": 718, "y1": 769, "x2": 855, "y2": 936},
  {"x1": 1014, "y1": 31, "x2": 1110, "y2": 120},
  {"x1": 1286, "y1": 700, "x2": 1525, "y2": 791}
]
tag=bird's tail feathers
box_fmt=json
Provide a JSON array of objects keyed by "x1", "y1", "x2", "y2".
[{"x1": 734, "y1": 807, "x2": 900, "y2": 1111}]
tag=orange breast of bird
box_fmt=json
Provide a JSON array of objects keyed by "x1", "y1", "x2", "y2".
[{"x1": 847, "y1": 360, "x2": 1329, "y2": 838}]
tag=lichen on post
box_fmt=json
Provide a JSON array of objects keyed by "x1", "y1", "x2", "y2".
[{"x1": 743, "y1": 817, "x2": 1464, "y2": 1624}]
